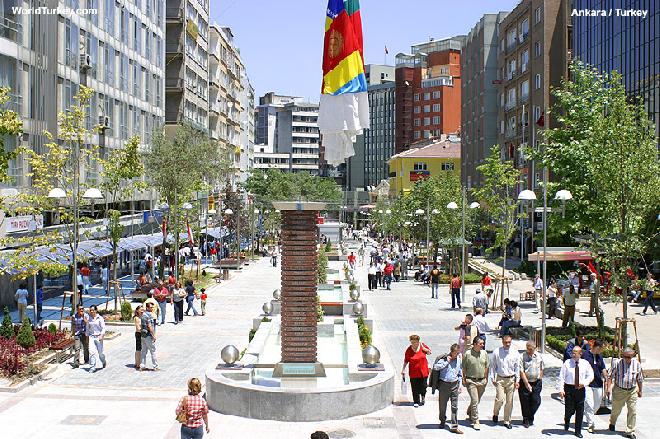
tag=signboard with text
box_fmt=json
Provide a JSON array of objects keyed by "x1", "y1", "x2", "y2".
[{"x1": 3, "y1": 215, "x2": 44, "y2": 233}]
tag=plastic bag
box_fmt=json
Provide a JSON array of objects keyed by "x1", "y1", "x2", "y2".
[{"x1": 400, "y1": 375, "x2": 408, "y2": 396}]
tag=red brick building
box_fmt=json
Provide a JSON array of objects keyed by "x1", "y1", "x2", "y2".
[{"x1": 395, "y1": 37, "x2": 465, "y2": 154}]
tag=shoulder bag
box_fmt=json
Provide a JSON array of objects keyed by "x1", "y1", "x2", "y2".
[{"x1": 176, "y1": 396, "x2": 188, "y2": 424}]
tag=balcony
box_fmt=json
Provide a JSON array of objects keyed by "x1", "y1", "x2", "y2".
[
  {"x1": 505, "y1": 100, "x2": 517, "y2": 111},
  {"x1": 505, "y1": 127, "x2": 517, "y2": 138},
  {"x1": 166, "y1": 41, "x2": 183, "y2": 56},
  {"x1": 165, "y1": 78, "x2": 184, "y2": 91},
  {"x1": 507, "y1": 39, "x2": 517, "y2": 53},
  {"x1": 520, "y1": 93, "x2": 529, "y2": 103},
  {"x1": 519, "y1": 32, "x2": 529, "y2": 44},
  {"x1": 507, "y1": 69, "x2": 517, "y2": 81},
  {"x1": 166, "y1": 6, "x2": 184, "y2": 21},
  {"x1": 0, "y1": 17, "x2": 22, "y2": 43}
]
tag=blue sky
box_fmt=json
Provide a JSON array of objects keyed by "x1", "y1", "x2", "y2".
[{"x1": 209, "y1": 0, "x2": 521, "y2": 102}]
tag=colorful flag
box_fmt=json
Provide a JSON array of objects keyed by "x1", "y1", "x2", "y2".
[
  {"x1": 186, "y1": 221, "x2": 194, "y2": 247},
  {"x1": 536, "y1": 111, "x2": 545, "y2": 127},
  {"x1": 318, "y1": 0, "x2": 369, "y2": 166},
  {"x1": 162, "y1": 217, "x2": 167, "y2": 237}
]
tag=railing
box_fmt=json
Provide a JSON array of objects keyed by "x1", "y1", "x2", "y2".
[
  {"x1": 507, "y1": 69, "x2": 517, "y2": 81},
  {"x1": 519, "y1": 32, "x2": 529, "y2": 43},
  {"x1": 165, "y1": 41, "x2": 183, "y2": 54},
  {"x1": 507, "y1": 39, "x2": 517, "y2": 52},
  {"x1": 505, "y1": 100, "x2": 517, "y2": 111},
  {"x1": 165, "y1": 78, "x2": 184, "y2": 89},
  {"x1": 0, "y1": 17, "x2": 22, "y2": 43},
  {"x1": 520, "y1": 93, "x2": 529, "y2": 103},
  {"x1": 505, "y1": 127, "x2": 517, "y2": 138},
  {"x1": 166, "y1": 6, "x2": 184, "y2": 20}
]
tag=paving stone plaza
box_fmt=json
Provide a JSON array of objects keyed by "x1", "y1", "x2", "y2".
[{"x1": 0, "y1": 252, "x2": 658, "y2": 438}]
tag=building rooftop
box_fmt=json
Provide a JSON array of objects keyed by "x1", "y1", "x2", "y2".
[{"x1": 389, "y1": 136, "x2": 461, "y2": 161}]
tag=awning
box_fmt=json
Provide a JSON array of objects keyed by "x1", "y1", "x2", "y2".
[
  {"x1": 204, "y1": 227, "x2": 226, "y2": 239},
  {"x1": 528, "y1": 250, "x2": 593, "y2": 262},
  {"x1": 78, "y1": 240, "x2": 114, "y2": 258},
  {"x1": 117, "y1": 236, "x2": 149, "y2": 252}
]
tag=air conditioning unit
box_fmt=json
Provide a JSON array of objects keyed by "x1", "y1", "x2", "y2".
[{"x1": 80, "y1": 53, "x2": 92, "y2": 71}]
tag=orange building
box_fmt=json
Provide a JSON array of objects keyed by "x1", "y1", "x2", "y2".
[{"x1": 395, "y1": 36, "x2": 465, "y2": 154}]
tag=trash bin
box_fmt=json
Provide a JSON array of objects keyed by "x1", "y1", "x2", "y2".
[{"x1": 222, "y1": 269, "x2": 229, "y2": 280}]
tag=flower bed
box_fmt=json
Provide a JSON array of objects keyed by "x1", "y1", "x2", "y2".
[
  {"x1": 0, "y1": 327, "x2": 68, "y2": 381},
  {"x1": 545, "y1": 325, "x2": 634, "y2": 358}
]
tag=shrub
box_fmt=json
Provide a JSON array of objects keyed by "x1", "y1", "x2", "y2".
[
  {"x1": 47, "y1": 323, "x2": 57, "y2": 335},
  {"x1": 325, "y1": 240, "x2": 332, "y2": 252},
  {"x1": 261, "y1": 316, "x2": 272, "y2": 323},
  {"x1": 120, "y1": 301, "x2": 133, "y2": 322},
  {"x1": 349, "y1": 282, "x2": 357, "y2": 292},
  {"x1": 317, "y1": 247, "x2": 328, "y2": 284},
  {"x1": 0, "y1": 307, "x2": 13, "y2": 339},
  {"x1": 248, "y1": 328, "x2": 257, "y2": 342},
  {"x1": 316, "y1": 295, "x2": 324, "y2": 322},
  {"x1": 356, "y1": 316, "x2": 372, "y2": 349},
  {"x1": 16, "y1": 318, "x2": 35, "y2": 348}
]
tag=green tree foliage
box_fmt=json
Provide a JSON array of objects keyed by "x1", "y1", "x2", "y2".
[
  {"x1": 317, "y1": 246, "x2": 328, "y2": 284},
  {"x1": 474, "y1": 144, "x2": 522, "y2": 285},
  {"x1": 0, "y1": 307, "x2": 13, "y2": 338},
  {"x1": 0, "y1": 87, "x2": 23, "y2": 184},
  {"x1": 120, "y1": 301, "x2": 133, "y2": 322},
  {"x1": 47, "y1": 323, "x2": 57, "y2": 335},
  {"x1": 532, "y1": 61, "x2": 660, "y2": 345},
  {"x1": 244, "y1": 169, "x2": 342, "y2": 205},
  {"x1": 16, "y1": 317, "x2": 35, "y2": 348},
  {"x1": 144, "y1": 125, "x2": 229, "y2": 276}
]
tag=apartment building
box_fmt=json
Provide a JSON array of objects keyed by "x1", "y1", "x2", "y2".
[
  {"x1": 254, "y1": 93, "x2": 320, "y2": 174},
  {"x1": 395, "y1": 36, "x2": 465, "y2": 154},
  {"x1": 461, "y1": 12, "x2": 509, "y2": 190},
  {"x1": 0, "y1": 0, "x2": 165, "y2": 215},
  {"x1": 165, "y1": 0, "x2": 209, "y2": 133}
]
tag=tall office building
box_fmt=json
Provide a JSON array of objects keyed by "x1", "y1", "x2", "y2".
[
  {"x1": 496, "y1": 0, "x2": 571, "y2": 192},
  {"x1": 461, "y1": 12, "x2": 509, "y2": 190},
  {"x1": 165, "y1": 0, "x2": 209, "y2": 133},
  {"x1": 254, "y1": 93, "x2": 320, "y2": 174},
  {"x1": 0, "y1": 0, "x2": 165, "y2": 215},
  {"x1": 573, "y1": 0, "x2": 659, "y2": 146},
  {"x1": 345, "y1": 64, "x2": 395, "y2": 191},
  {"x1": 496, "y1": 0, "x2": 571, "y2": 258},
  {"x1": 395, "y1": 36, "x2": 465, "y2": 154}
]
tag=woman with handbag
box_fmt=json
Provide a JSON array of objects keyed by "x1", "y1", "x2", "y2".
[
  {"x1": 175, "y1": 378, "x2": 210, "y2": 438},
  {"x1": 402, "y1": 334, "x2": 432, "y2": 407}
]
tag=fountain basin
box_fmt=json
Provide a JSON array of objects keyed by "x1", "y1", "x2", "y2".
[{"x1": 206, "y1": 318, "x2": 393, "y2": 421}]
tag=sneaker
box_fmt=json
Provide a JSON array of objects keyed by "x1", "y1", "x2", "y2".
[
  {"x1": 587, "y1": 424, "x2": 594, "y2": 433},
  {"x1": 505, "y1": 423, "x2": 512, "y2": 429},
  {"x1": 609, "y1": 425, "x2": 615, "y2": 432},
  {"x1": 473, "y1": 423, "x2": 481, "y2": 431},
  {"x1": 413, "y1": 403, "x2": 419, "y2": 408},
  {"x1": 450, "y1": 427, "x2": 464, "y2": 434}
]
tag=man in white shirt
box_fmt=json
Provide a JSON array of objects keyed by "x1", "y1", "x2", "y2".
[
  {"x1": 558, "y1": 346, "x2": 594, "y2": 438},
  {"x1": 490, "y1": 335, "x2": 521, "y2": 429},
  {"x1": 473, "y1": 308, "x2": 491, "y2": 336},
  {"x1": 472, "y1": 289, "x2": 488, "y2": 314},
  {"x1": 534, "y1": 275, "x2": 543, "y2": 311}
]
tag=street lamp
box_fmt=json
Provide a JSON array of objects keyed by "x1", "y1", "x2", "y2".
[
  {"x1": 518, "y1": 185, "x2": 573, "y2": 354},
  {"x1": 447, "y1": 187, "x2": 480, "y2": 304}
]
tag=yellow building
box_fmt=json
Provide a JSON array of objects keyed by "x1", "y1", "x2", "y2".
[{"x1": 388, "y1": 137, "x2": 461, "y2": 196}]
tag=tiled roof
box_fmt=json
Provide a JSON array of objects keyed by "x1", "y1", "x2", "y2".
[{"x1": 390, "y1": 139, "x2": 461, "y2": 160}]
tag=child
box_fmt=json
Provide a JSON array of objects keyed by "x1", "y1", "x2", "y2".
[{"x1": 200, "y1": 288, "x2": 207, "y2": 316}]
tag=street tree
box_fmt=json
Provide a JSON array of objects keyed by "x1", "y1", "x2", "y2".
[
  {"x1": 474, "y1": 144, "x2": 522, "y2": 305},
  {"x1": 534, "y1": 61, "x2": 660, "y2": 344},
  {"x1": 144, "y1": 124, "x2": 228, "y2": 277}
]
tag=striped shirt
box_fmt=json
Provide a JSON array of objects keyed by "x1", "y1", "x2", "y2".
[
  {"x1": 610, "y1": 358, "x2": 643, "y2": 390},
  {"x1": 521, "y1": 352, "x2": 544, "y2": 382}
]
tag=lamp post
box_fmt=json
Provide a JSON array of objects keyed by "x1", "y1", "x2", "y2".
[
  {"x1": 251, "y1": 207, "x2": 259, "y2": 261},
  {"x1": 224, "y1": 208, "x2": 233, "y2": 268},
  {"x1": 447, "y1": 187, "x2": 480, "y2": 304},
  {"x1": 518, "y1": 182, "x2": 572, "y2": 354},
  {"x1": 49, "y1": 185, "x2": 103, "y2": 311}
]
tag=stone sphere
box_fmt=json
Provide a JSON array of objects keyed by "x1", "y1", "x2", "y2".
[
  {"x1": 352, "y1": 301, "x2": 364, "y2": 316},
  {"x1": 273, "y1": 289, "x2": 281, "y2": 301},
  {"x1": 262, "y1": 301, "x2": 273, "y2": 315},
  {"x1": 349, "y1": 289, "x2": 360, "y2": 301},
  {"x1": 221, "y1": 345, "x2": 240, "y2": 365},
  {"x1": 362, "y1": 345, "x2": 381, "y2": 365}
]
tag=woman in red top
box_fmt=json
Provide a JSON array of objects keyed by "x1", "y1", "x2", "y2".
[
  {"x1": 175, "y1": 377, "x2": 210, "y2": 438},
  {"x1": 402, "y1": 334, "x2": 432, "y2": 407}
]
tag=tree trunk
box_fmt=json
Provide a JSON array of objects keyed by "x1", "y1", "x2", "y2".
[
  {"x1": 112, "y1": 245, "x2": 118, "y2": 311},
  {"x1": 501, "y1": 243, "x2": 507, "y2": 308}
]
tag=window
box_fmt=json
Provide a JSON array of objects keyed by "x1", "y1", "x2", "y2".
[
  {"x1": 508, "y1": 88, "x2": 516, "y2": 104},
  {"x1": 104, "y1": 0, "x2": 115, "y2": 34},
  {"x1": 413, "y1": 162, "x2": 427, "y2": 171},
  {"x1": 413, "y1": 131, "x2": 421, "y2": 139},
  {"x1": 423, "y1": 92, "x2": 430, "y2": 100},
  {"x1": 534, "y1": 41, "x2": 541, "y2": 57},
  {"x1": 521, "y1": 49, "x2": 529, "y2": 72},
  {"x1": 121, "y1": 8, "x2": 128, "y2": 45},
  {"x1": 508, "y1": 59, "x2": 516, "y2": 78},
  {"x1": 500, "y1": 93, "x2": 504, "y2": 107},
  {"x1": 534, "y1": 106, "x2": 541, "y2": 121},
  {"x1": 535, "y1": 7, "x2": 542, "y2": 24},
  {"x1": 423, "y1": 117, "x2": 430, "y2": 126},
  {"x1": 507, "y1": 29, "x2": 516, "y2": 47},
  {"x1": 133, "y1": 16, "x2": 141, "y2": 52},
  {"x1": 423, "y1": 105, "x2": 430, "y2": 113},
  {"x1": 442, "y1": 162, "x2": 454, "y2": 171},
  {"x1": 535, "y1": 73, "x2": 541, "y2": 89},
  {"x1": 500, "y1": 39, "x2": 504, "y2": 52},
  {"x1": 432, "y1": 116, "x2": 440, "y2": 124},
  {"x1": 414, "y1": 118, "x2": 421, "y2": 127},
  {"x1": 520, "y1": 18, "x2": 529, "y2": 40},
  {"x1": 414, "y1": 106, "x2": 420, "y2": 114},
  {"x1": 413, "y1": 93, "x2": 420, "y2": 101},
  {"x1": 432, "y1": 103, "x2": 441, "y2": 112},
  {"x1": 432, "y1": 91, "x2": 441, "y2": 99},
  {"x1": 423, "y1": 130, "x2": 430, "y2": 139},
  {"x1": 521, "y1": 80, "x2": 529, "y2": 101},
  {"x1": 500, "y1": 120, "x2": 505, "y2": 134}
]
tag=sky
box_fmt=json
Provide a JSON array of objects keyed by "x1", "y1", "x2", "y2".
[{"x1": 209, "y1": 0, "x2": 521, "y2": 103}]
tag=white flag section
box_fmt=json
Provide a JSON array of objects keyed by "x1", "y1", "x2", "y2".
[{"x1": 318, "y1": 92, "x2": 370, "y2": 166}]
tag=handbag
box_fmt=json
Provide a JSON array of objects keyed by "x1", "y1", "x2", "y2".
[
  {"x1": 176, "y1": 396, "x2": 188, "y2": 424},
  {"x1": 400, "y1": 375, "x2": 408, "y2": 396}
]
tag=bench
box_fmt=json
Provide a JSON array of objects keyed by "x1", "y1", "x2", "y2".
[{"x1": 50, "y1": 338, "x2": 75, "y2": 363}]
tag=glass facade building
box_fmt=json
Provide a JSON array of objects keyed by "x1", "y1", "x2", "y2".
[
  {"x1": 364, "y1": 82, "x2": 396, "y2": 187},
  {"x1": 573, "y1": 0, "x2": 659, "y2": 143}
]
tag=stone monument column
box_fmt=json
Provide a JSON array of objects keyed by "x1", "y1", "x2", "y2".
[{"x1": 272, "y1": 202, "x2": 326, "y2": 377}]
